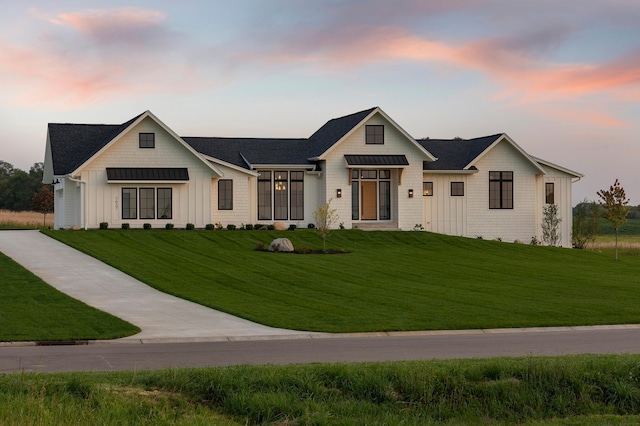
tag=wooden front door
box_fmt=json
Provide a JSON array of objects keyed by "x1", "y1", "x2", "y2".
[{"x1": 361, "y1": 181, "x2": 377, "y2": 220}]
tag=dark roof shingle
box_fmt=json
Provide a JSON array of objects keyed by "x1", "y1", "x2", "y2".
[{"x1": 418, "y1": 134, "x2": 502, "y2": 170}]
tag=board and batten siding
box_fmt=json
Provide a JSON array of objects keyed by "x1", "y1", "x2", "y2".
[
  {"x1": 78, "y1": 116, "x2": 215, "y2": 229},
  {"x1": 422, "y1": 174, "x2": 468, "y2": 235},
  {"x1": 211, "y1": 165, "x2": 252, "y2": 227},
  {"x1": 322, "y1": 113, "x2": 426, "y2": 230},
  {"x1": 537, "y1": 167, "x2": 575, "y2": 248}
]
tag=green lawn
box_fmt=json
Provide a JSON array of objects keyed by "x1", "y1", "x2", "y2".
[
  {"x1": 43, "y1": 228, "x2": 640, "y2": 333},
  {"x1": 0, "y1": 251, "x2": 139, "y2": 341}
]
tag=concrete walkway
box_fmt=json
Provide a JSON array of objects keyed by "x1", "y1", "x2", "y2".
[{"x1": 0, "y1": 231, "x2": 311, "y2": 342}]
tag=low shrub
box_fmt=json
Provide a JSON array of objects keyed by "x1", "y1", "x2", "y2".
[
  {"x1": 143, "y1": 223, "x2": 151, "y2": 230},
  {"x1": 121, "y1": 223, "x2": 129, "y2": 230},
  {"x1": 255, "y1": 241, "x2": 265, "y2": 251},
  {"x1": 165, "y1": 223, "x2": 174, "y2": 230},
  {"x1": 267, "y1": 224, "x2": 276, "y2": 230},
  {"x1": 254, "y1": 224, "x2": 262, "y2": 230},
  {"x1": 186, "y1": 223, "x2": 195, "y2": 230},
  {"x1": 215, "y1": 222, "x2": 223, "y2": 230},
  {"x1": 307, "y1": 223, "x2": 315, "y2": 229},
  {"x1": 205, "y1": 223, "x2": 215, "y2": 230},
  {"x1": 288, "y1": 224, "x2": 296, "y2": 231},
  {"x1": 245, "y1": 224, "x2": 254, "y2": 231},
  {"x1": 227, "y1": 224, "x2": 236, "y2": 231},
  {"x1": 99, "y1": 222, "x2": 108, "y2": 230}
]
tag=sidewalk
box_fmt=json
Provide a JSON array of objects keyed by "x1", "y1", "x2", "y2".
[{"x1": 0, "y1": 230, "x2": 310, "y2": 342}]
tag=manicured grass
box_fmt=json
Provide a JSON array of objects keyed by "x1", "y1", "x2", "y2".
[
  {"x1": 0, "y1": 251, "x2": 139, "y2": 341},
  {"x1": 44, "y1": 229, "x2": 640, "y2": 333},
  {"x1": 3, "y1": 355, "x2": 640, "y2": 424}
]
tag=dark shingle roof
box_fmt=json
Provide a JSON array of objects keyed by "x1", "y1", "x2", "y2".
[
  {"x1": 308, "y1": 107, "x2": 377, "y2": 155},
  {"x1": 344, "y1": 155, "x2": 409, "y2": 166},
  {"x1": 418, "y1": 134, "x2": 503, "y2": 171},
  {"x1": 182, "y1": 137, "x2": 314, "y2": 169},
  {"x1": 106, "y1": 167, "x2": 189, "y2": 181},
  {"x1": 48, "y1": 113, "x2": 144, "y2": 175}
]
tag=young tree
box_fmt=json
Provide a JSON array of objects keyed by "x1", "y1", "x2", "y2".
[
  {"x1": 597, "y1": 179, "x2": 631, "y2": 260},
  {"x1": 313, "y1": 198, "x2": 339, "y2": 252},
  {"x1": 541, "y1": 203, "x2": 562, "y2": 246},
  {"x1": 31, "y1": 185, "x2": 54, "y2": 227},
  {"x1": 572, "y1": 199, "x2": 599, "y2": 249}
]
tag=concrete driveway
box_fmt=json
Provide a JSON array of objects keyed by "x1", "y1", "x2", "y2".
[{"x1": 0, "y1": 230, "x2": 313, "y2": 342}]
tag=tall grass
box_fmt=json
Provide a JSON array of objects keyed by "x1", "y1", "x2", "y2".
[
  {"x1": 3, "y1": 355, "x2": 640, "y2": 424},
  {"x1": 0, "y1": 210, "x2": 53, "y2": 229}
]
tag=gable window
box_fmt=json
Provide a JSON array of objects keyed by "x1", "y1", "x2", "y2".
[
  {"x1": 365, "y1": 125, "x2": 384, "y2": 145},
  {"x1": 218, "y1": 179, "x2": 233, "y2": 210},
  {"x1": 139, "y1": 133, "x2": 155, "y2": 148},
  {"x1": 122, "y1": 188, "x2": 137, "y2": 219},
  {"x1": 140, "y1": 188, "x2": 155, "y2": 219},
  {"x1": 545, "y1": 182, "x2": 555, "y2": 204},
  {"x1": 451, "y1": 182, "x2": 464, "y2": 196},
  {"x1": 489, "y1": 171, "x2": 513, "y2": 209},
  {"x1": 423, "y1": 182, "x2": 433, "y2": 196},
  {"x1": 157, "y1": 188, "x2": 172, "y2": 219}
]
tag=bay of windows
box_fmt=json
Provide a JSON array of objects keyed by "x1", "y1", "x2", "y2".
[
  {"x1": 122, "y1": 187, "x2": 172, "y2": 219},
  {"x1": 257, "y1": 170, "x2": 304, "y2": 221}
]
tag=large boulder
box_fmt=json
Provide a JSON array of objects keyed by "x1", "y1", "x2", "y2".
[{"x1": 269, "y1": 238, "x2": 294, "y2": 252}]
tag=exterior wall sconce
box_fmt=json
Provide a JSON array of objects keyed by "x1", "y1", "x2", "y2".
[
  {"x1": 336, "y1": 188, "x2": 342, "y2": 198},
  {"x1": 408, "y1": 189, "x2": 414, "y2": 198}
]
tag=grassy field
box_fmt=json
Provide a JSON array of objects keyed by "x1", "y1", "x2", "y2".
[
  {"x1": 3, "y1": 355, "x2": 640, "y2": 425},
  {"x1": 0, "y1": 251, "x2": 139, "y2": 341},
  {"x1": 43, "y1": 228, "x2": 640, "y2": 333},
  {"x1": 0, "y1": 209, "x2": 53, "y2": 229}
]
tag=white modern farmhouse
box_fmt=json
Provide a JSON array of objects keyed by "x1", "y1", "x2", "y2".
[{"x1": 43, "y1": 107, "x2": 582, "y2": 246}]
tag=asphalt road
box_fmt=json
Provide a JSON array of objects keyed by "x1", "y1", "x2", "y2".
[{"x1": 2, "y1": 326, "x2": 640, "y2": 373}]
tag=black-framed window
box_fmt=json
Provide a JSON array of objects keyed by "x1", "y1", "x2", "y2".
[
  {"x1": 379, "y1": 181, "x2": 391, "y2": 220},
  {"x1": 139, "y1": 133, "x2": 155, "y2": 148},
  {"x1": 140, "y1": 188, "x2": 155, "y2": 219},
  {"x1": 423, "y1": 182, "x2": 433, "y2": 196},
  {"x1": 122, "y1": 188, "x2": 137, "y2": 219},
  {"x1": 365, "y1": 125, "x2": 384, "y2": 144},
  {"x1": 489, "y1": 171, "x2": 513, "y2": 209},
  {"x1": 274, "y1": 171, "x2": 288, "y2": 220},
  {"x1": 157, "y1": 188, "x2": 172, "y2": 219},
  {"x1": 451, "y1": 182, "x2": 464, "y2": 196},
  {"x1": 258, "y1": 171, "x2": 272, "y2": 220},
  {"x1": 545, "y1": 182, "x2": 555, "y2": 204},
  {"x1": 218, "y1": 179, "x2": 233, "y2": 210},
  {"x1": 290, "y1": 171, "x2": 304, "y2": 220}
]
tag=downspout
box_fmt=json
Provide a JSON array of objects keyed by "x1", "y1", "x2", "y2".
[{"x1": 67, "y1": 175, "x2": 87, "y2": 230}]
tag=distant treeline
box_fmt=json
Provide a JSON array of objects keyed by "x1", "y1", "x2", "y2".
[
  {"x1": 0, "y1": 161, "x2": 48, "y2": 211},
  {"x1": 573, "y1": 201, "x2": 640, "y2": 235}
]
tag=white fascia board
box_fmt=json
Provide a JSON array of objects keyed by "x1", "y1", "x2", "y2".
[
  {"x1": 465, "y1": 134, "x2": 547, "y2": 175},
  {"x1": 200, "y1": 154, "x2": 258, "y2": 177},
  {"x1": 317, "y1": 107, "x2": 437, "y2": 162},
  {"x1": 423, "y1": 169, "x2": 480, "y2": 175},
  {"x1": 532, "y1": 156, "x2": 584, "y2": 178}
]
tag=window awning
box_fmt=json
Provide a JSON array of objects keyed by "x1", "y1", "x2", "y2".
[
  {"x1": 106, "y1": 168, "x2": 189, "y2": 181},
  {"x1": 344, "y1": 155, "x2": 409, "y2": 166}
]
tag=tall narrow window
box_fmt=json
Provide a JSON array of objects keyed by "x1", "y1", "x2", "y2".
[
  {"x1": 218, "y1": 179, "x2": 233, "y2": 210},
  {"x1": 545, "y1": 183, "x2": 555, "y2": 204},
  {"x1": 157, "y1": 188, "x2": 172, "y2": 219},
  {"x1": 379, "y1": 181, "x2": 391, "y2": 220},
  {"x1": 258, "y1": 171, "x2": 272, "y2": 220},
  {"x1": 139, "y1": 133, "x2": 155, "y2": 148},
  {"x1": 489, "y1": 171, "x2": 513, "y2": 209},
  {"x1": 290, "y1": 171, "x2": 304, "y2": 220},
  {"x1": 451, "y1": 182, "x2": 464, "y2": 196},
  {"x1": 352, "y1": 170, "x2": 359, "y2": 220},
  {"x1": 122, "y1": 188, "x2": 137, "y2": 219},
  {"x1": 423, "y1": 182, "x2": 433, "y2": 196},
  {"x1": 365, "y1": 125, "x2": 384, "y2": 144},
  {"x1": 274, "y1": 171, "x2": 288, "y2": 220},
  {"x1": 139, "y1": 188, "x2": 155, "y2": 219}
]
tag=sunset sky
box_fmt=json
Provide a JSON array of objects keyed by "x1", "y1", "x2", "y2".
[{"x1": 1, "y1": 1, "x2": 638, "y2": 203}]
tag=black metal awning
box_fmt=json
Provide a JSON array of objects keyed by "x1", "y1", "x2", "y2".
[
  {"x1": 344, "y1": 155, "x2": 409, "y2": 166},
  {"x1": 106, "y1": 168, "x2": 189, "y2": 181}
]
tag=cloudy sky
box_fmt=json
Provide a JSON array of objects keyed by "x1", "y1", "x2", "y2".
[{"x1": 1, "y1": 1, "x2": 638, "y2": 203}]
